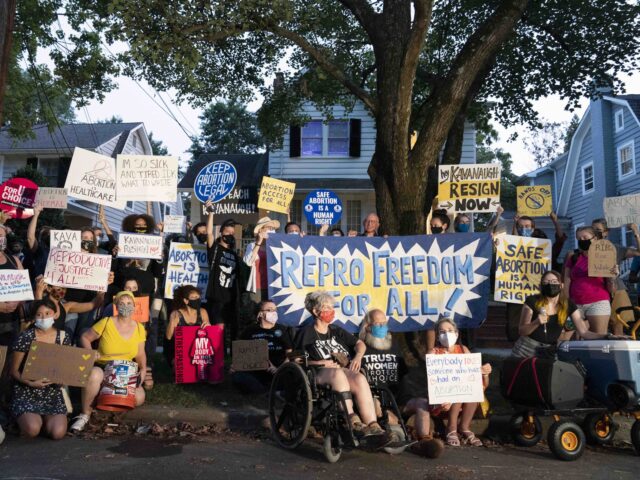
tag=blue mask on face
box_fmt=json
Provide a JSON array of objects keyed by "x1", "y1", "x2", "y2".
[
  {"x1": 370, "y1": 325, "x2": 388, "y2": 339},
  {"x1": 456, "y1": 224, "x2": 470, "y2": 233},
  {"x1": 518, "y1": 227, "x2": 533, "y2": 237}
]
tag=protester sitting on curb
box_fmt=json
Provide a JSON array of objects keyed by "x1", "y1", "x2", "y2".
[
  {"x1": 9, "y1": 300, "x2": 71, "y2": 440},
  {"x1": 431, "y1": 317, "x2": 491, "y2": 447},
  {"x1": 164, "y1": 285, "x2": 210, "y2": 367},
  {"x1": 295, "y1": 290, "x2": 386, "y2": 438},
  {"x1": 71, "y1": 291, "x2": 146, "y2": 432},
  {"x1": 231, "y1": 300, "x2": 293, "y2": 394}
]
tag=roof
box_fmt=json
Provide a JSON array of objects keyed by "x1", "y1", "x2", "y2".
[
  {"x1": 0, "y1": 122, "x2": 143, "y2": 153},
  {"x1": 616, "y1": 94, "x2": 640, "y2": 125},
  {"x1": 178, "y1": 153, "x2": 269, "y2": 189}
]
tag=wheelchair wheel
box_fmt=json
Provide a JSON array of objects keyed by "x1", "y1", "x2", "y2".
[
  {"x1": 510, "y1": 414, "x2": 543, "y2": 447},
  {"x1": 269, "y1": 362, "x2": 313, "y2": 449},
  {"x1": 383, "y1": 424, "x2": 409, "y2": 455},
  {"x1": 631, "y1": 419, "x2": 640, "y2": 456},
  {"x1": 323, "y1": 434, "x2": 342, "y2": 463},
  {"x1": 583, "y1": 412, "x2": 616, "y2": 445},
  {"x1": 547, "y1": 421, "x2": 586, "y2": 461}
]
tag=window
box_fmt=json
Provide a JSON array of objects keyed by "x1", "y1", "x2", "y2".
[
  {"x1": 618, "y1": 142, "x2": 635, "y2": 179},
  {"x1": 38, "y1": 158, "x2": 58, "y2": 187},
  {"x1": 289, "y1": 199, "x2": 302, "y2": 226},
  {"x1": 126, "y1": 201, "x2": 134, "y2": 210},
  {"x1": 301, "y1": 121, "x2": 323, "y2": 156},
  {"x1": 615, "y1": 109, "x2": 624, "y2": 132},
  {"x1": 165, "y1": 205, "x2": 172, "y2": 215},
  {"x1": 328, "y1": 120, "x2": 349, "y2": 156},
  {"x1": 346, "y1": 200, "x2": 362, "y2": 233},
  {"x1": 582, "y1": 163, "x2": 594, "y2": 194}
]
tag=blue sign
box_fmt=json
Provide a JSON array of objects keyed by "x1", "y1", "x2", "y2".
[
  {"x1": 194, "y1": 161, "x2": 237, "y2": 203},
  {"x1": 303, "y1": 189, "x2": 343, "y2": 226}
]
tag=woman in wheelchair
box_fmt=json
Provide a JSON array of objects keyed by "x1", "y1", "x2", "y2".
[{"x1": 297, "y1": 291, "x2": 386, "y2": 438}]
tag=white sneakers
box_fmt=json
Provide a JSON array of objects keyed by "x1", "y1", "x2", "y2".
[{"x1": 70, "y1": 413, "x2": 90, "y2": 432}]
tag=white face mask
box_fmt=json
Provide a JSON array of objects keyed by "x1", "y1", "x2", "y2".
[
  {"x1": 332, "y1": 233, "x2": 341, "y2": 237},
  {"x1": 439, "y1": 331, "x2": 458, "y2": 348},
  {"x1": 287, "y1": 231, "x2": 300, "y2": 236},
  {"x1": 264, "y1": 311, "x2": 278, "y2": 324},
  {"x1": 35, "y1": 317, "x2": 55, "y2": 331}
]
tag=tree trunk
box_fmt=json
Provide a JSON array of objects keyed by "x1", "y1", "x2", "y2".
[{"x1": 0, "y1": 0, "x2": 16, "y2": 127}]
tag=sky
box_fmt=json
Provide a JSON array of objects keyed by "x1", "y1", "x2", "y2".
[{"x1": 79, "y1": 65, "x2": 640, "y2": 177}]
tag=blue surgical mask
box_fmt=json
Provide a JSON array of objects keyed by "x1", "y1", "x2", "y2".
[
  {"x1": 456, "y1": 224, "x2": 470, "y2": 233},
  {"x1": 370, "y1": 325, "x2": 388, "y2": 339},
  {"x1": 518, "y1": 227, "x2": 533, "y2": 237}
]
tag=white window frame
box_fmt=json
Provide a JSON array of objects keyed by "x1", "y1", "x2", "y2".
[
  {"x1": 573, "y1": 222, "x2": 584, "y2": 250},
  {"x1": 617, "y1": 141, "x2": 635, "y2": 180},
  {"x1": 327, "y1": 120, "x2": 350, "y2": 157},
  {"x1": 581, "y1": 162, "x2": 594, "y2": 195},
  {"x1": 615, "y1": 109, "x2": 624, "y2": 132}
]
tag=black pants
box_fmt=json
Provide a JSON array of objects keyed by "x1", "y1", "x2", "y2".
[{"x1": 231, "y1": 371, "x2": 270, "y2": 395}]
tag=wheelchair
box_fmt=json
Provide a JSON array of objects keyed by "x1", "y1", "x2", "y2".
[{"x1": 268, "y1": 353, "x2": 412, "y2": 463}]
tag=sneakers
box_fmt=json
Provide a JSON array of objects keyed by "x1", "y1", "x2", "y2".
[
  {"x1": 70, "y1": 414, "x2": 90, "y2": 433},
  {"x1": 349, "y1": 414, "x2": 366, "y2": 433},
  {"x1": 412, "y1": 437, "x2": 445, "y2": 458},
  {"x1": 361, "y1": 422, "x2": 386, "y2": 437}
]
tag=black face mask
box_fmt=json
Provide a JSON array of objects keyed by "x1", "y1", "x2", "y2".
[
  {"x1": 541, "y1": 284, "x2": 561, "y2": 298},
  {"x1": 196, "y1": 233, "x2": 208, "y2": 244},
  {"x1": 431, "y1": 226, "x2": 444, "y2": 234},
  {"x1": 81, "y1": 240, "x2": 95, "y2": 251},
  {"x1": 578, "y1": 239, "x2": 592, "y2": 251},
  {"x1": 188, "y1": 299, "x2": 201, "y2": 309},
  {"x1": 221, "y1": 234, "x2": 235, "y2": 247}
]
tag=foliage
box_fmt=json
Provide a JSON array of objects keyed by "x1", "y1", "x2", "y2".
[
  {"x1": 148, "y1": 131, "x2": 169, "y2": 156},
  {"x1": 523, "y1": 113, "x2": 582, "y2": 167},
  {"x1": 97, "y1": 115, "x2": 123, "y2": 123},
  {"x1": 563, "y1": 114, "x2": 580, "y2": 153}
]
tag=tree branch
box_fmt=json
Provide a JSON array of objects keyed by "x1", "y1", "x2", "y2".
[
  {"x1": 336, "y1": 0, "x2": 380, "y2": 43},
  {"x1": 521, "y1": 15, "x2": 572, "y2": 53}
]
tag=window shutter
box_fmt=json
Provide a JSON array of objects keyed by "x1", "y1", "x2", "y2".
[
  {"x1": 57, "y1": 157, "x2": 71, "y2": 188},
  {"x1": 289, "y1": 125, "x2": 301, "y2": 157},
  {"x1": 349, "y1": 119, "x2": 361, "y2": 157},
  {"x1": 26, "y1": 157, "x2": 38, "y2": 169}
]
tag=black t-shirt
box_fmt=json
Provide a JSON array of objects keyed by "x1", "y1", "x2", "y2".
[
  {"x1": 296, "y1": 324, "x2": 357, "y2": 362},
  {"x1": 240, "y1": 323, "x2": 293, "y2": 367},
  {"x1": 524, "y1": 294, "x2": 578, "y2": 344},
  {"x1": 361, "y1": 345, "x2": 407, "y2": 389},
  {"x1": 207, "y1": 243, "x2": 238, "y2": 304}
]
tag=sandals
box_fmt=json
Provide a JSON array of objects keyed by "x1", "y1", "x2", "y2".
[
  {"x1": 446, "y1": 431, "x2": 460, "y2": 447},
  {"x1": 460, "y1": 430, "x2": 483, "y2": 447}
]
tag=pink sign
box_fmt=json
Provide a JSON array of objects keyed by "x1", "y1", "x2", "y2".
[
  {"x1": 174, "y1": 325, "x2": 224, "y2": 384},
  {"x1": 0, "y1": 178, "x2": 39, "y2": 219}
]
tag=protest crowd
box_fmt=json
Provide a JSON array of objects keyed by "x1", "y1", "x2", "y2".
[{"x1": 0, "y1": 153, "x2": 639, "y2": 464}]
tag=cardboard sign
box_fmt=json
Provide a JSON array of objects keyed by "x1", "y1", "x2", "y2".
[
  {"x1": 117, "y1": 233, "x2": 163, "y2": 260},
  {"x1": 116, "y1": 155, "x2": 178, "y2": 202},
  {"x1": 0, "y1": 345, "x2": 7, "y2": 373},
  {"x1": 201, "y1": 186, "x2": 258, "y2": 218},
  {"x1": 174, "y1": 325, "x2": 224, "y2": 384},
  {"x1": 494, "y1": 234, "x2": 552, "y2": 304},
  {"x1": 194, "y1": 160, "x2": 238, "y2": 203},
  {"x1": 65, "y1": 148, "x2": 125, "y2": 209},
  {"x1": 0, "y1": 177, "x2": 38, "y2": 219},
  {"x1": 164, "y1": 243, "x2": 209, "y2": 301},
  {"x1": 44, "y1": 248, "x2": 112, "y2": 292},
  {"x1": 113, "y1": 295, "x2": 150, "y2": 323},
  {"x1": 0, "y1": 269, "x2": 34, "y2": 301},
  {"x1": 35, "y1": 187, "x2": 68, "y2": 209},
  {"x1": 603, "y1": 193, "x2": 640, "y2": 228},
  {"x1": 21, "y1": 341, "x2": 95, "y2": 387},
  {"x1": 437, "y1": 164, "x2": 501, "y2": 213},
  {"x1": 163, "y1": 214, "x2": 186, "y2": 234},
  {"x1": 425, "y1": 353, "x2": 484, "y2": 405},
  {"x1": 304, "y1": 189, "x2": 343, "y2": 226},
  {"x1": 231, "y1": 339, "x2": 270, "y2": 371},
  {"x1": 257, "y1": 177, "x2": 295, "y2": 214},
  {"x1": 51, "y1": 229, "x2": 81, "y2": 252},
  {"x1": 588, "y1": 239, "x2": 617, "y2": 278},
  {"x1": 517, "y1": 185, "x2": 552, "y2": 217}
]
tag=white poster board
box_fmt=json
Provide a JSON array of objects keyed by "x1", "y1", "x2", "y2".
[
  {"x1": 116, "y1": 155, "x2": 178, "y2": 203},
  {"x1": 51, "y1": 230, "x2": 81, "y2": 252},
  {"x1": 603, "y1": 193, "x2": 640, "y2": 228},
  {"x1": 0, "y1": 269, "x2": 34, "y2": 301},
  {"x1": 43, "y1": 249, "x2": 112, "y2": 292},
  {"x1": 35, "y1": 187, "x2": 68, "y2": 209},
  {"x1": 64, "y1": 148, "x2": 125, "y2": 209},
  {"x1": 164, "y1": 243, "x2": 209, "y2": 301},
  {"x1": 163, "y1": 215, "x2": 186, "y2": 234},
  {"x1": 425, "y1": 353, "x2": 484, "y2": 405},
  {"x1": 117, "y1": 233, "x2": 163, "y2": 260}
]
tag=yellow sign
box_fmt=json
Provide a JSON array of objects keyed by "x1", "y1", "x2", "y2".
[
  {"x1": 494, "y1": 234, "x2": 552, "y2": 304},
  {"x1": 257, "y1": 177, "x2": 295, "y2": 214},
  {"x1": 517, "y1": 185, "x2": 552, "y2": 217},
  {"x1": 437, "y1": 165, "x2": 501, "y2": 213}
]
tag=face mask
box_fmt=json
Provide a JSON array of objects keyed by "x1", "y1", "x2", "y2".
[
  {"x1": 81, "y1": 240, "x2": 95, "y2": 251},
  {"x1": 117, "y1": 304, "x2": 135, "y2": 317},
  {"x1": 264, "y1": 311, "x2": 278, "y2": 324},
  {"x1": 332, "y1": 233, "x2": 342, "y2": 237},
  {"x1": 438, "y1": 331, "x2": 458, "y2": 348},
  {"x1": 287, "y1": 231, "x2": 300, "y2": 235},
  {"x1": 541, "y1": 284, "x2": 561, "y2": 298},
  {"x1": 0, "y1": 237, "x2": 6, "y2": 251},
  {"x1": 188, "y1": 299, "x2": 201, "y2": 309},
  {"x1": 221, "y1": 234, "x2": 236, "y2": 247},
  {"x1": 319, "y1": 310, "x2": 335, "y2": 324},
  {"x1": 370, "y1": 324, "x2": 388, "y2": 339},
  {"x1": 456, "y1": 224, "x2": 470, "y2": 233},
  {"x1": 518, "y1": 227, "x2": 533, "y2": 237},
  {"x1": 35, "y1": 317, "x2": 55, "y2": 331},
  {"x1": 196, "y1": 233, "x2": 208, "y2": 244},
  {"x1": 578, "y1": 239, "x2": 592, "y2": 251},
  {"x1": 431, "y1": 226, "x2": 444, "y2": 234},
  {"x1": 264, "y1": 229, "x2": 275, "y2": 238},
  {"x1": 135, "y1": 227, "x2": 147, "y2": 234}
]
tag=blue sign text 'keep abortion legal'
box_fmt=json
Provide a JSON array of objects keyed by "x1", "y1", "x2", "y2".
[{"x1": 194, "y1": 160, "x2": 238, "y2": 203}]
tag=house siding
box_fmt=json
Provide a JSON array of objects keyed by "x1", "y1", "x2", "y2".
[
  {"x1": 1, "y1": 155, "x2": 28, "y2": 182},
  {"x1": 565, "y1": 131, "x2": 593, "y2": 235},
  {"x1": 614, "y1": 106, "x2": 640, "y2": 195}
]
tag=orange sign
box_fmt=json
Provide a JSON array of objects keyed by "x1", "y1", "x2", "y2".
[{"x1": 113, "y1": 295, "x2": 150, "y2": 323}]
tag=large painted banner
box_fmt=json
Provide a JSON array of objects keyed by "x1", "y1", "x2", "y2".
[{"x1": 266, "y1": 233, "x2": 492, "y2": 332}]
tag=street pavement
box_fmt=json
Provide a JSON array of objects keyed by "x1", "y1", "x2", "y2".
[{"x1": 0, "y1": 433, "x2": 637, "y2": 480}]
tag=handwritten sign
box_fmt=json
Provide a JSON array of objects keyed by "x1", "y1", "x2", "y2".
[
  {"x1": 116, "y1": 155, "x2": 178, "y2": 202},
  {"x1": 22, "y1": 341, "x2": 95, "y2": 387},
  {"x1": 494, "y1": 234, "x2": 551, "y2": 304},
  {"x1": 117, "y1": 233, "x2": 163, "y2": 260},
  {"x1": 232, "y1": 340, "x2": 270, "y2": 371},
  {"x1": 174, "y1": 325, "x2": 224, "y2": 384},
  {"x1": 0, "y1": 269, "x2": 34, "y2": 301},
  {"x1": 51, "y1": 230, "x2": 81, "y2": 252},
  {"x1": 517, "y1": 185, "x2": 552, "y2": 217},
  {"x1": 257, "y1": 177, "x2": 295, "y2": 214},
  {"x1": 304, "y1": 189, "x2": 343, "y2": 226},
  {"x1": 588, "y1": 239, "x2": 617, "y2": 278},
  {"x1": 438, "y1": 164, "x2": 501, "y2": 213},
  {"x1": 0, "y1": 177, "x2": 39, "y2": 219},
  {"x1": 425, "y1": 353, "x2": 484, "y2": 405},
  {"x1": 603, "y1": 193, "x2": 640, "y2": 228},
  {"x1": 35, "y1": 187, "x2": 68, "y2": 209},
  {"x1": 194, "y1": 160, "x2": 238, "y2": 203},
  {"x1": 113, "y1": 295, "x2": 150, "y2": 323},
  {"x1": 163, "y1": 214, "x2": 186, "y2": 234},
  {"x1": 65, "y1": 148, "x2": 125, "y2": 209},
  {"x1": 200, "y1": 186, "x2": 258, "y2": 217},
  {"x1": 44, "y1": 248, "x2": 112, "y2": 292},
  {"x1": 164, "y1": 243, "x2": 209, "y2": 301}
]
